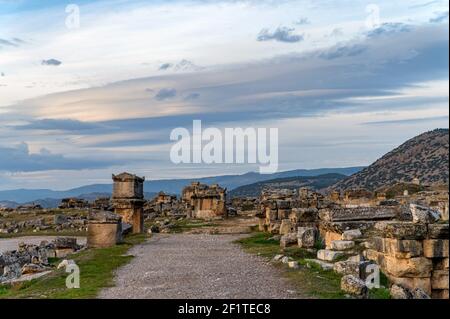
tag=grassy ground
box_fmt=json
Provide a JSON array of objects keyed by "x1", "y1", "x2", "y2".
[
  {"x1": 0, "y1": 234, "x2": 147, "y2": 299},
  {"x1": 235, "y1": 232, "x2": 391, "y2": 299},
  {"x1": 0, "y1": 230, "x2": 87, "y2": 239}
]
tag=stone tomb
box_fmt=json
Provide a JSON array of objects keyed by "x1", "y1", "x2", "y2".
[
  {"x1": 87, "y1": 211, "x2": 123, "y2": 248},
  {"x1": 112, "y1": 172, "x2": 145, "y2": 233}
]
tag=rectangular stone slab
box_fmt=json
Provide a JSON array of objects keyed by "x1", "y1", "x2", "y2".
[{"x1": 319, "y1": 207, "x2": 397, "y2": 222}]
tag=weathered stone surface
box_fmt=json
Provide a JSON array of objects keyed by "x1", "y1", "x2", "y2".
[
  {"x1": 411, "y1": 288, "x2": 431, "y2": 299},
  {"x1": 387, "y1": 275, "x2": 431, "y2": 295},
  {"x1": 410, "y1": 204, "x2": 441, "y2": 224},
  {"x1": 320, "y1": 207, "x2": 396, "y2": 222},
  {"x1": 341, "y1": 275, "x2": 368, "y2": 297},
  {"x1": 279, "y1": 219, "x2": 294, "y2": 235},
  {"x1": 374, "y1": 221, "x2": 427, "y2": 240},
  {"x1": 330, "y1": 240, "x2": 355, "y2": 251},
  {"x1": 281, "y1": 256, "x2": 292, "y2": 264},
  {"x1": 268, "y1": 222, "x2": 280, "y2": 234},
  {"x1": 291, "y1": 208, "x2": 318, "y2": 223},
  {"x1": 423, "y1": 239, "x2": 449, "y2": 258},
  {"x1": 57, "y1": 259, "x2": 76, "y2": 269},
  {"x1": 333, "y1": 260, "x2": 360, "y2": 276},
  {"x1": 342, "y1": 229, "x2": 362, "y2": 241},
  {"x1": 297, "y1": 227, "x2": 317, "y2": 248},
  {"x1": 427, "y1": 223, "x2": 449, "y2": 239},
  {"x1": 54, "y1": 237, "x2": 77, "y2": 249},
  {"x1": 280, "y1": 233, "x2": 297, "y2": 249},
  {"x1": 317, "y1": 249, "x2": 345, "y2": 262},
  {"x1": 384, "y1": 256, "x2": 432, "y2": 278},
  {"x1": 371, "y1": 237, "x2": 423, "y2": 258},
  {"x1": 55, "y1": 248, "x2": 75, "y2": 258},
  {"x1": 87, "y1": 223, "x2": 122, "y2": 248},
  {"x1": 390, "y1": 284, "x2": 412, "y2": 299},
  {"x1": 323, "y1": 230, "x2": 342, "y2": 249},
  {"x1": 431, "y1": 270, "x2": 449, "y2": 290},
  {"x1": 21, "y1": 263, "x2": 48, "y2": 275},
  {"x1": 432, "y1": 289, "x2": 449, "y2": 299},
  {"x1": 273, "y1": 254, "x2": 284, "y2": 261},
  {"x1": 433, "y1": 258, "x2": 449, "y2": 270}
]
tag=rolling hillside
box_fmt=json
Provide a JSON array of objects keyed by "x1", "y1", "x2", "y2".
[{"x1": 332, "y1": 129, "x2": 449, "y2": 190}]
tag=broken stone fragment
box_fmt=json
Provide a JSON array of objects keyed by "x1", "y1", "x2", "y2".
[
  {"x1": 53, "y1": 237, "x2": 78, "y2": 249},
  {"x1": 297, "y1": 226, "x2": 317, "y2": 248},
  {"x1": 374, "y1": 221, "x2": 427, "y2": 240},
  {"x1": 370, "y1": 237, "x2": 423, "y2": 258},
  {"x1": 341, "y1": 275, "x2": 368, "y2": 298},
  {"x1": 280, "y1": 233, "x2": 298, "y2": 249},
  {"x1": 411, "y1": 288, "x2": 431, "y2": 299},
  {"x1": 390, "y1": 284, "x2": 412, "y2": 299},
  {"x1": 21, "y1": 263, "x2": 48, "y2": 275},
  {"x1": 384, "y1": 256, "x2": 432, "y2": 278},
  {"x1": 333, "y1": 260, "x2": 360, "y2": 277},
  {"x1": 342, "y1": 229, "x2": 362, "y2": 241},
  {"x1": 273, "y1": 254, "x2": 284, "y2": 261},
  {"x1": 410, "y1": 204, "x2": 441, "y2": 224},
  {"x1": 330, "y1": 240, "x2": 355, "y2": 251}
]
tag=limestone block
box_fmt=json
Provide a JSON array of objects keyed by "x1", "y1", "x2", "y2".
[
  {"x1": 432, "y1": 289, "x2": 449, "y2": 299},
  {"x1": 317, "y1": 249, "x2": 344, "y2": 262},
  {"x1": 324, "y1": 231, "x2": 342, "y2": 249},
  {"x1": 268, "y1": 222, "x2": 280, "y2": 234},
  {"x1": 277, "y1": 209, "x2": 291, "y2": 220},
  {"x1": 433, "y1": 258, "x2": 449, "y2": 270},
  {"x1": 279, "y1": 219, "x2": 295, "y2": 235},
  {"x1": 258, "y1": 218, "x2": 266, "y2": 232},
  {"x1": 431, "y1": 270, "x2": 449, "y2": 290},
  {"x1": 410, "y1": 204, "x2": 441, "y2": 224},
  {"x1": 427, "y1": 223, "x2": 449, "y2": 239},
  {"x1": 333, "y1": 260, "x2": 360, "y2": 276},
  {"x1": 384, "y1": 256, "x2": 432, "y2": 278},
  {"x1": 387, "y1": 275, "x2": 432, "y2": 295},
  {"x1": 374, "y1": 221, "x2": 427, "y2": 240},
  {"x1": 330, "y1": 240, "x2": 355, "y2": 251},
  {"x1": 341, "y1": 275, "x2": 368, "y2": 297},
  {"x1": 423, "y1": 239, "x2": 449, "y2": 258},
  {"x1": 280, "y1": 233, "x2": 297, "y2": 249},
  {"x1": 292, "y1": 208, "x2": 318, "y2": 223},
  {"x1": 342, "y1": 229, "x2": 362, "y2": 241},
  {"x1": 297, "y1": 227, "x2": 317, "y2": 248},
  {"x1": 371, "y1": 237, "x2": 423, "y2": 258},
  {"x1": 390, "y1": 284, "x2": 412, "y2": 299}
]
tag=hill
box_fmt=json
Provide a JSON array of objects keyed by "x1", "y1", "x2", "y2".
[
  {"x1": 229, "y1": 173, "x2": 347, "y2": 198},
  {"x1": 332, "y1": 129, "x2": 449, "y2": 191},
  {"x1": 0, "y1": 167, "x2": 363, "y2": 204}
]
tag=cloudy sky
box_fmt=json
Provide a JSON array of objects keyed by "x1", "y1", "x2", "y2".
[{"x1": 0, "y1": 0, "x2": 449, "y2": 190}]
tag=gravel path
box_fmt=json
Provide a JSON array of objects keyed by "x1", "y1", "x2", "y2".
[
  {"x1": 99, "y1": 234, "x2": 298, "y2": 299},
  {"x1": 0, "y1": 236, "x2": 86, "y2": 253}
]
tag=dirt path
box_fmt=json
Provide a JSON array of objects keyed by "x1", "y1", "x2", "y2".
[{"x1": 99, "y1": 234, "x2": 298, "y2": 299}]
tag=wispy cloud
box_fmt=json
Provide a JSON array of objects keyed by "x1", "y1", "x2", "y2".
[{"x1": 257, "y1": 27, "x2": 304, "y2": 43}]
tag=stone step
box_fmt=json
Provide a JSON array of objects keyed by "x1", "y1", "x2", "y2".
[
  {"x1": 317, "y1": 249, "x2": 345, "y2": 262},
  {"x1": 330, "y1": 240, "x2": 356, "y2": 251}
]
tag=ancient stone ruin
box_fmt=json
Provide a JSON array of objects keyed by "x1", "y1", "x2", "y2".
[
  {"x1": 87, "y1": 210, "x2": 123, "y2": 248},
  {"x1": 182, "y1": 182, "x2": 227, "y2": 219},
  {"x1": 260, "y1": 184, "x2": 449, "y2": 299},
  {"x1": 112, "y1": 172, "x2": 145, "y2": 234}
]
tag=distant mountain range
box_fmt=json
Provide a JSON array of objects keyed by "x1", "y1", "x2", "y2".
[
  {"x1": 229, "y1": 173, "x2": 347, "y2": 198},
  {"x1": 332, "y1": 129, "x2": 449, "y2": 191},
  {"x1": 0, "y1": 167, "x2": 363, "y2": 207}
]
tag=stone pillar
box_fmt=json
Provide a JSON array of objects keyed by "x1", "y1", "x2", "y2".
[
  {"x1": 87, "y1": 211, "x2": 123, "y2": 248},
  {"x1": 112, "y1": 172, "x2": 145, "y2": 234}
]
